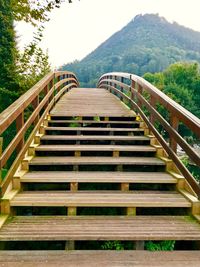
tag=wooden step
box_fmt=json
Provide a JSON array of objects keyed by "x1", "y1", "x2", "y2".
[
  {"x1": 35, "y1": 145, "x2": 156, "y2": 153},
  {"x1": 0, "y1": 250, "x2": 200, "y2": 267},
  {"x1": 0, "y1": 216, "x2": 199, "y2": 241},
  {"x1": 45, "y1": 127, "x2": 144, "y2": 132},
  {"x1": 48, "y1": 119, "x2": 140, "y2": 125},
  {"x1": 29, "y1": 156, "x2": 165, "y2": 166},
  {"x1": 21, "y1": 171, "x2": 177, "y2": 184},
  {"x1": 10, "y1": 191, "x2": 191, "y2": 207},
  {"x1": 41, "y1": 135, "x2": 150, "y2": 141}
]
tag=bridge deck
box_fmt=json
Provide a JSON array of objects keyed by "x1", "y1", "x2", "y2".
[{"x1": 51, "y1": 88, "x2": 135, "y2": 117}]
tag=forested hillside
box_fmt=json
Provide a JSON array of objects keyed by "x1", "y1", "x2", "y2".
[{"x1": 61, "y1": 14, "x2": 200, "y2": 87}]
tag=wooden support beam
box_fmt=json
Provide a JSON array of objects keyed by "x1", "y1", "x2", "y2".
[
  {"x1": 135, "y1": 241, "x2": 145, "y2": 250},
  {"x1": 127, "y1": 207, "x2": 136, "y2": 216},
  {"x1": 169, "y1": 115, "x2": 179, "y2": 154},
  {"x1": 70, "y1": 182, "x2": 78, "y2": 192},
  {"x1": 65, "y1": 241, "x2": 75, "y2": 250},
  {"x1": 121, "y1": 183, "x2": 129, "y2": 192},
  {"x1": 75, "y1": 151, "x2": 81, "y2": 157},
  {"x1": 113, "y1": 151, "x2": 119, "y2": 157},
  {"x1": 68, "y1": 207, "x2": 77, "y2": 216},
  {"x1": 16, "y1": 112, "x2": 24, "y2": 153}
]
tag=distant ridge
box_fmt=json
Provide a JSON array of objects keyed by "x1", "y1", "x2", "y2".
[{"x1": 61, "y1": 14, "x2": 200, "y2": 87}]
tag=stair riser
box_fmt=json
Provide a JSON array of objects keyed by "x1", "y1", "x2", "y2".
[
  {"x1": 50, "y1": 116, "x2": 137, "y2": 121},
  {"x1": 29, "y1": 164, "x2": 166, "y2": 172},
  {"x1": 12, "y1": 206, "x2": 190, "y2": 216},
  {"x1": 45, "y1": 130, "x2": 144, "y2": 136},
  {"x1": 48, "y1": 122, "x2": 140, "y2": 128},
  {"x1": 21, "y1": 183, "x2": 176, "y2": 192},
  {"x1": 40, "y1": 140, "x2": 150, "y2": 146}
]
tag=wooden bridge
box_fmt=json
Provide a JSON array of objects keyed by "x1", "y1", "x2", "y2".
[{"x1": 0, "y1": 71, "x2": 200, "y2": 266}]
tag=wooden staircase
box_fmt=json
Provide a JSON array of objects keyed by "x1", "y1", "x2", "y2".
[{"x1": 0, "y1": 73, "x2": 200, "y2": 265}]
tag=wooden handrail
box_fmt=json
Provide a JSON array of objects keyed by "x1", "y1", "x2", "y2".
[
  {"x1": 0, "y1": 71, "x2": 79, "y2": 196},
  {"x1": 98, "y1": 72, "x2": 200, "y2": 198}
]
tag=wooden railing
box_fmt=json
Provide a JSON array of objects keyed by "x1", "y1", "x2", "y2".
[
  {"x1": 0, "y1": 71, "x2": 79, "y2": 197},
  {"x1": 98, "y1": 72, "x2": 200, "y2": 198}
]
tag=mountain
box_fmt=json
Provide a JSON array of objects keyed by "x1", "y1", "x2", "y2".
[{"x1": 61, "y1": 14, "x2": 200, "y2": 87}]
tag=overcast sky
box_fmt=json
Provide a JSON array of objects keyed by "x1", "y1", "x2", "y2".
[{"x1": 16, "y1": 0, "x2": 200, "y2": 68}]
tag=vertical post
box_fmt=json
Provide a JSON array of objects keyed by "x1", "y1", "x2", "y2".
[
  {"x1": 137, "y1": 85, "x2": 143, "y2": 107},
  {"x1": 16, "y1": 112, "x2": 24, "y2": 153},
  {"x1": 0, "y1": 137, "x2": 3, "y2": 182},
  {"x1": 150, "y1": 96, "x2": 156, "y2": 126},
  {"x1": 43, "y1": 85, "x2": 49, "y2": 110},
  {"x1": 32, "y1": 96, "x2": 39, "y2": 125},
  {"x1": 131, "y1": 80, "x2": 136, "y2": 101},
  {"x1": 169, "y1": 114, "x2": 179, "y2": 153},
  {"x1": 49, "y1": 78, "x2": 54, "y2": 101}
]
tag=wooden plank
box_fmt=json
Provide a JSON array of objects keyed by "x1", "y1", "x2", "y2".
[
  {"x1": 29, "y1": 156, "x2": 165, "y2": 166},
  {"x1": 35, "y1": 145, "x2": 156, "y2": 152},
  {"x1": 0, "y1": 216, "x2": 199, "y2": 241},
  {"x1": 21, "y1": 171, "x2": 177, "y2": 184},
  {"x1": 49, "y1": 120, "x2": 139, "y2": 124},
  {"x1": 9, "y1": 191, "x2": 191, "y2": 207},
  {"x1": 50, "y1": 88, "x2": 135, "y2": 117},
  {"x1": 41, "y1": 135, "x2": 150, "y2": 141},
  {"x1": 45, "y1": 126, "x2": 143, "y2": 132},
  {"x1": 0, "y1": 251, "x2": 200, "y2": 267}
]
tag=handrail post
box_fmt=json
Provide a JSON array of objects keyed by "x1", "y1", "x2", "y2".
[
  {"x1": 32, "y1": 96, "x2": 39, "y2": 125},
  {"x1": 16, "y1": 112, "x2": 24, "y2": 153},
  {"x1": 169, "y1": 114, "x2": 179, "y2": 153},
  {"x1": 43, "y1": 85, "x2": 49, "y2": 110},
  {"x1": 150, "y1": 96, "x2": 156, "y2": 125},
  {"x1": 131, "y1": 80, "x2": 136, "y2": 101},
  {"x1": 0, "y1": 137, "x2": 3, "y2": 182}
]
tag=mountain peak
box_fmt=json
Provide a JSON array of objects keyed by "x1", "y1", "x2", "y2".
[{"x1": 62, "y1": 13, "x2": 200, "y2": 87}]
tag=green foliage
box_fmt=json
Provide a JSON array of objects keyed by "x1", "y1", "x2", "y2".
[
  {"x1": 145, "y1": 241, "x2": 175, "y2": 251},
  {"x1": 17, "y1": 44, "x2": 51, "y2": 94},
  {"x1": 143, "y1": 62, "x2": 200, "y2": 120},
  {"x1": 11, "y1": 0, "x2": 75, "y2": 26},
  {"x1": 1, "y1": 169, "x2": 8, "y2": 180},
  {"x1": 0, "y1": 0, "x2": 19, "y2": 91},
  {"x1": 101, "y1": 241, "x2": 124, "y2": 250},
  {"x1": 61, "y1": 14, "x2": 200, "y2": 87}
]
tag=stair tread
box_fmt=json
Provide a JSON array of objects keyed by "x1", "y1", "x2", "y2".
[
  {"x1": 21, "y1": 171, "x2": 177, "y2": 183},
  {"x1": 29, "y1": 156, "x2": 165, "y2": 165},
  {"x1": 35, "y1": 145, "x2": 156, "y2": 152},
  {"x1": 41, "y1": 135, "x2": 150, "y2": 141},
  {"x1": 49, "y1": 120, "x2": 140, "y2": 124},
  {"x1": 0, "y1": 216, "x2": 199, "y2": 240},
  {"x1": 10, "y1": 191, "x2": 191, "y2": 207},
  {"x1": 0, "y1": 251, "x2": 200, "y2": 267},
  {"x1": 46, "y1": 127, "x2": 143, "y2": 131}
]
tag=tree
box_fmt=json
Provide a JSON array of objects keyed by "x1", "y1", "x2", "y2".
[
  {"x1": 11, "y1": 0, "x2": 75, "y2": 26},
  {"x1": 0, "y1": 0, "x2": 19, "y2": 90}
]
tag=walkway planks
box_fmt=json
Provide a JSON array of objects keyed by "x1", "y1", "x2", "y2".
[
  {"x1": 0, "y1": 251, "x2": 200, "y2": 267},
  {"x1": 0, "y1": 216, "x2": 199, "y2": 241},
  {"x1": 50, "y1": 88, "x2": 135, "y2": 117}
]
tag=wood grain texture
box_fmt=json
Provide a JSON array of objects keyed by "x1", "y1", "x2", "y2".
[
  {"x1": 0, "y1": 251, "x2": 200, "y2": 267},
  {"x1": 10, "y1": 191, "x2": 191, "y2": 207},
  {"x1": 50, "y1": 88, "x2": 135, "y2": 117},
  {"x1": 0, "y1": 216, "x2": 199, "y2": 241},
  {"x1": 21, "y1": 171, "x2": 177, "y2": 184}
]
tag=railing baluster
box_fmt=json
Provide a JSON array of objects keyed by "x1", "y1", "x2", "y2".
[
  {"x1": 32, "y1": 96, "x2": 39, "y2": 125},
  {"x1": 0, "y1": 137, "x2": 3, "y2": 181},
  {"x1": 16, "y1": 112, "x2": 24, "y2": 153},
  {"x1": 150, "y1": 96, "x2": 156, "y2": 125},
  {"x1": 169, "y1": 114, "x2": 179, "y2": 153}
]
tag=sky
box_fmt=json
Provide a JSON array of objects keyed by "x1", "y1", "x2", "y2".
[{"x1": 16, "y1": 0, "x2": 200, "y2": 68}]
